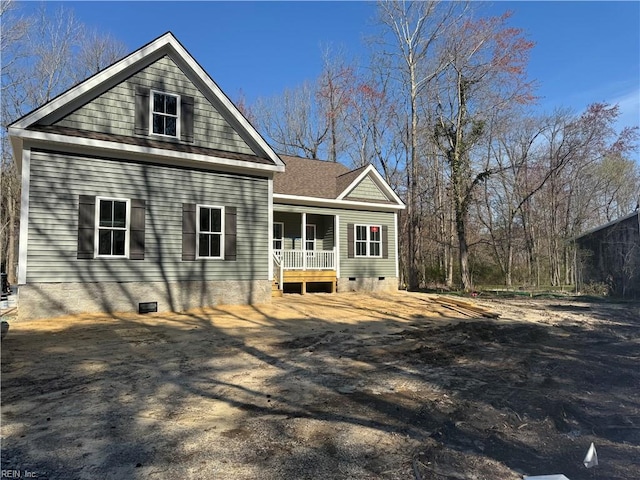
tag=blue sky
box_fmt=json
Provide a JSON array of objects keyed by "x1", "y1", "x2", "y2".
[{"x1": 21, "y1": 1, "x2": 640, "y2": 147}]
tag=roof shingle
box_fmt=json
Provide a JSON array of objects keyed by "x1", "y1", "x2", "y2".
[{"x1": 273, "y1": 155, "x2": 352, "y2": 198}]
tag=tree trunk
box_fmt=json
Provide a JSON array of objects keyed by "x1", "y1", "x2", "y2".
[
  {"x1": 445, "y1": 238, "x2": 454, "y2": 288},
  {"x1": 406, "y1": 61, "x2": 421, "y2": 290},
  {"x1": 457, "y1": 216, "x2": 472, "y2": 291},
  {"x1": 506, "y1": 243, "x2": 513, "y2": 288}
]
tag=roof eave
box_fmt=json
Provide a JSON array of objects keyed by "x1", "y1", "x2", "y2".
[
  {"x1": 274, "y1": 193, "x2": 405, "y2": 211},
  {"x1": 336, "y1": 164, "x2": 405, "y2": 206},
  {"x1": 574, "y1": 211, "x2": 640, "y2": 240},
  {"x1": 11, "y1": 127, "x2": 285, "y2": 174}
]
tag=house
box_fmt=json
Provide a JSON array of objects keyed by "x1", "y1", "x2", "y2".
[
  {"x1": 273, "y1": 155, "x2": 403, "y2": 295},
  {"x1": 8, "y1": 32, "x2": 405, "y2": 321},
  {"x1": 575, "y1": 211, "x2": 640, "y2": 298}
]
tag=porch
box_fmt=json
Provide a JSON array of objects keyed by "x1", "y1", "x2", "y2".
[{"x1": 272, "y1": 211, "x2": 337, "y2": 295}]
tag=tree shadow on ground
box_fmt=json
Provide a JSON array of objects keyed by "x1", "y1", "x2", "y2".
[{"x1": 2, "y1": 295, "x2": 638, "y2": 479}]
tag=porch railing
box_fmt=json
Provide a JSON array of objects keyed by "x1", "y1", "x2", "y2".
[
  {"x1": 272, "y1": 253, "x2": 284, "y2": 290},
  {"x1": 273, "y1": 248, "x2": 336, "y2": 271}
]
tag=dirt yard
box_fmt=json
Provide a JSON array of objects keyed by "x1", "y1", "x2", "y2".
[{"x1": 1, "y1": 292, "x2": 638, "y2": 479}]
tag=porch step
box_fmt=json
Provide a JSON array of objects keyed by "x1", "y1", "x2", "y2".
[
  {"x1": 272, "y1": 280, "x2": 283, "y2": 298},
  {"x1": 282, "y1": 270, "x2": 337, "y2": 294}
]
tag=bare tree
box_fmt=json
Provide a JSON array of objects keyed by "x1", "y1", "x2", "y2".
[
  {"x1": 317, "y1": 46, "x2": 354, "y2": 162},
  {"x1": 476, "y1": 114, "x2": 545, "y2": 287},
  {"x1": 342, "y1": 58, "x2": 403, "y2": 187},
  {"x1": 376, "y1": 0, "x2": 460, "y2": 289},
  {"x1": 1, "y1": 2, "x2": 126, "y2": 283},
  {"x1": 73, "y1": 28, "x2": 127, "y2": 83},
  {"x1": 432, "y1": 11, "x2": 535, "y2": 290},
  {"x1": 253, "y1": 81, "x2": 329, "y2": 159}
]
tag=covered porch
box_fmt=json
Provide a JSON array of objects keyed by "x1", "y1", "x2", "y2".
[{"x1": 272, "y1": 211, "x2": 337, "y2": 295}]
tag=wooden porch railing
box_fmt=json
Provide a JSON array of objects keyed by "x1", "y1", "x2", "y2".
[{"x1": 273, "y1": 248, "x2": 336, "y2": 271}]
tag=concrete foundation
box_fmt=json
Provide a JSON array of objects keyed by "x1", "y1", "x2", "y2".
[
  {"x1": 337, "y1": 276, "x2": 399, "y2": 293},
  {"x1": 17, "y1": 279, "x2": 271, "y2": 321}
]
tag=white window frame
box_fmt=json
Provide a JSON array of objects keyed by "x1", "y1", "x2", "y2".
[
  {"x1": 95, "y1": 197, "x2": 130, "y2": 258},
  {"x1": 150, "y1": 90, "x2": 181, "y2": 138},
  {"x1": 196, "y1": 204, "x2": 225, "y2": 260},
  {"x1": 273, "y1": 222, "x2": 284, "y2": 251},
  {"x1": 355, "y1": 224, "x2": 382, "y2": 258},
  {"x1": 305, "y1": 224, "x2": 316, "y2": 251}
]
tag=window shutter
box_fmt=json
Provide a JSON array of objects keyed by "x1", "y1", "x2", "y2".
[
  {"x1": 130, "y1": 199, "x2": 146, "y2": 260},
  {"x1": 347, "y1": 223, "x2": 354, "y2": 258},
  {"x1": 382, "y1": 225, "x2": 389, "y2": 259},
  {"x1": 135, "y1": 86, "x2": 150, "y2": 136},
  {"x1": 182, "y1": 203, "x2": 196, "y2": 261},
  {"x1": 181, "y1": 95, "x2": 195, "y2": 143},
  {"x1": 225, "y1": 206, "x2": 237, "y2": 261},
  {"x1": 77, "y1": 195, "x2": 96, "y2": 259}
]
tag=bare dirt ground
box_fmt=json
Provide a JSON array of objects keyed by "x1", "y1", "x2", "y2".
[{"x1": 1, "y1": 292, "x2": 638, "y2": 479}]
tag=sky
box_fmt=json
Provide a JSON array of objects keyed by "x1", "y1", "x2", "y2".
[{"x1": 16, "y1": 1, "x2": 640, "y2": 151}]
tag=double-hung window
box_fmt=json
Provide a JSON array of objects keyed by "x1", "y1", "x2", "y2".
[
  {"x1": 151, "y1": 91, "x2": 180, "y2": 138},
  {"x1": 197, "y1": 205, "x2": 224, "y2": 259},
  {"x1": 355, "y1": 224, "x2": 381, "y2": 257},
  {"x1": 96, "y1": 198, "x2": 129, "y2": 257}
]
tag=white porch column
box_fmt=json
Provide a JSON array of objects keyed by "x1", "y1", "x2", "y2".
[
  {"x1": 335, "y1": 215, "x2": 340, "y2": 278},
  {"x1": 268, "y1": 178, "x2": 274, "y2": 280},
  {"x1": 301, "y1": 212, "x2": 307, "y2": 270},
  {"x1": 394, "y1": 211, "x2": 399, "y2": 279}
]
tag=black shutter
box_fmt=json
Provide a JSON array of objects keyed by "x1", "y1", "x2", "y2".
[
  {"x1": 382, "y1": 225, "x2": 389, "y2": 259},
  {"x1": 77, "y1": 195, "x2": 95, "y2": 259},
  {"x1": 135, "y1": 86, "x2": 150, "y2": 136},
  {"x1": 347, "y1": 223, "x2": 354, "y2": 258},
  {"x1": 225, "y1": 206, "x2": 237, "y2": 261},
  {"x1": 130, "y1": 199, "x2": 146, "y2": 260},
  {"x1": 181, "y1": 95, "x2": 195, "y2": 143},
  {"x1": 182, "y1": 203, "x2": 196, "y2": 261}
]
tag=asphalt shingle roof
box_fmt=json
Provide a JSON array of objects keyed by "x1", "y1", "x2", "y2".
[{"x1": 273, "y1": 155, "x2": 353, "y2": 198}]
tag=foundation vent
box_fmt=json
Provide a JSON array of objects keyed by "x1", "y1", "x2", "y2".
[{"x1": 138, "y1": 302, "x2": 158, "y2": 314}]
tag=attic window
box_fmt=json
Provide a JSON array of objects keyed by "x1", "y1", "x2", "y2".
[{"x1": 151, "y1": 91, "x2": 180, "y2": 138}]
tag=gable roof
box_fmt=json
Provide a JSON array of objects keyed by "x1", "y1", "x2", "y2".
[
  {"x1": 575, "y1": 211, "x2": 640, "y2": 241},
  {"x1": 336, "y1": 166, "x2": 368, "y2": 195},
  {"x1": 274, "y1": 155, "x2": 351, "y2": 198},
  {"x1": 9, "y1": 32, "x2": 284, "y2": 173},
  {"x1": 273, "y1": 155, "x2": 405, "y2": 210},
  {"x1": 337, "y1": 164, "x2": 404, "y2": 205}
]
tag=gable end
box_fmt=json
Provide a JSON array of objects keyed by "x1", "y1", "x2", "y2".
[
  {"x1": 10, "y1": 32, "x2": 285, "y2": 172},
  {"x1": 345, "y1": 174, "x2": 392, "y2": 202}
]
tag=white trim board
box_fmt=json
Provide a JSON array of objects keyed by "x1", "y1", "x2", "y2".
[
  {"x1": 274, "y1": 193, "x2": 405, "y2": 212},
  {"x1": 17, "y1": 148, "x2": 31, "y2": 284},
  {"x1": 11, "y1": 129, "x2": 284, "y2": 174},
  {"x1": 337, "y1": 164, "x2": 405, "y2": 207}
]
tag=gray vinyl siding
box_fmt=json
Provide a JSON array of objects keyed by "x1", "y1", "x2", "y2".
[
  {"x1": 345, "y1": 176, "x2": 389, "y2": 202},
  {"x1": 56, "y1": 56, "x2": 255, "y2": 155},
  {"x1": 274, "y1": 204, "x2": 397, "y2": 278},
  {"x1": 26, "y1": 150, "x2": 269, "y2": 283}
]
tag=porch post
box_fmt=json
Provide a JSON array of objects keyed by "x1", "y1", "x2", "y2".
[
  {"x1": 268, "y1": 178, "x2": 274, "y2": 281},
  {"x1": 335, "y1": 215, "x2": 340, "y2": 279},
  {"x1": 301, "y1": 212, "x2": 307, "y2": 294},
  {"x1": 301, "y1": 212, "x2": 307, "y2": 271}
]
